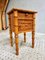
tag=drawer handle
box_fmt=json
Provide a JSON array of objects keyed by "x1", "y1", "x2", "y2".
[{"x1": 25, "y1": 13, "x2": 28, "y2": 16}]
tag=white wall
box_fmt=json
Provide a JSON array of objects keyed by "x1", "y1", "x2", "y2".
[{"x1": 6, "y1": 0, "x2": 45, "y2": 33}]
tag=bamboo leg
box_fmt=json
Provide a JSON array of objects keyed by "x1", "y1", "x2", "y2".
[
  {"x1": 9, "y1": 17, "x2": 13, "y2": 46},
  {"x1": 32, "y1": 31, "x2": 35, "y2": 48},
  {"x1": 9, "y1": 29, "x2": 13, "y2": 46},
  {"x1": 15, "y1": 33, "x2": 19, "y2": 55},
  {"x1": 14, "y1": 11, "x2": 19, "y2": 55},
  {"x1": 24, "y1": 33, "x2": 26, "y2": 43},
  {"x1": 32, "y1": 14, "x2": 35, "y2": 48}
]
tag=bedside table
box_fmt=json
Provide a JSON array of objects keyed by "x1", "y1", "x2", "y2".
[{"x1": 7, "y1": 8, "x2": 37, "y2": 55}]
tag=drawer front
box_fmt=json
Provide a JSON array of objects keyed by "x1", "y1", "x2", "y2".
[
  {"x1": 18, "y1": 12, "x2": 25, "y2": 19},
  {"x1": 18, "y1": 19, "x2": 33, "y2": 32}
]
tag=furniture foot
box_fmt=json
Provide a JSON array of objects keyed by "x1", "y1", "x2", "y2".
[{"x1": 24, "y1": 33, "x2": 26, "y2": 43}]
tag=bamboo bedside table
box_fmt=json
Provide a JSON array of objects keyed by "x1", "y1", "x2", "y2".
[{"x1": 7, "y1": 8, "x2": 37, "y2": 55}]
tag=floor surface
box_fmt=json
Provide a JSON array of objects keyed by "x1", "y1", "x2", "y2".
[{"x1": 0, "y1": 29, "x2": 45, "y2": 60}]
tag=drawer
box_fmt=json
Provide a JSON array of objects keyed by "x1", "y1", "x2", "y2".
[
  {"x1": 18, "y1": 20, "x2": 33, "y2": 32},
  {"x1": 18, "y1": 24, "x2": 32, "y2": 28},
  {"x1": 18, "y1": 25, "x2": 32, "y2": 32},
  {"x1": 18, "y1": 12, "x2": 25, "y2": 19},
  {"x1": 18, "y1": 19, "x2": 32, "y2": 26}
]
